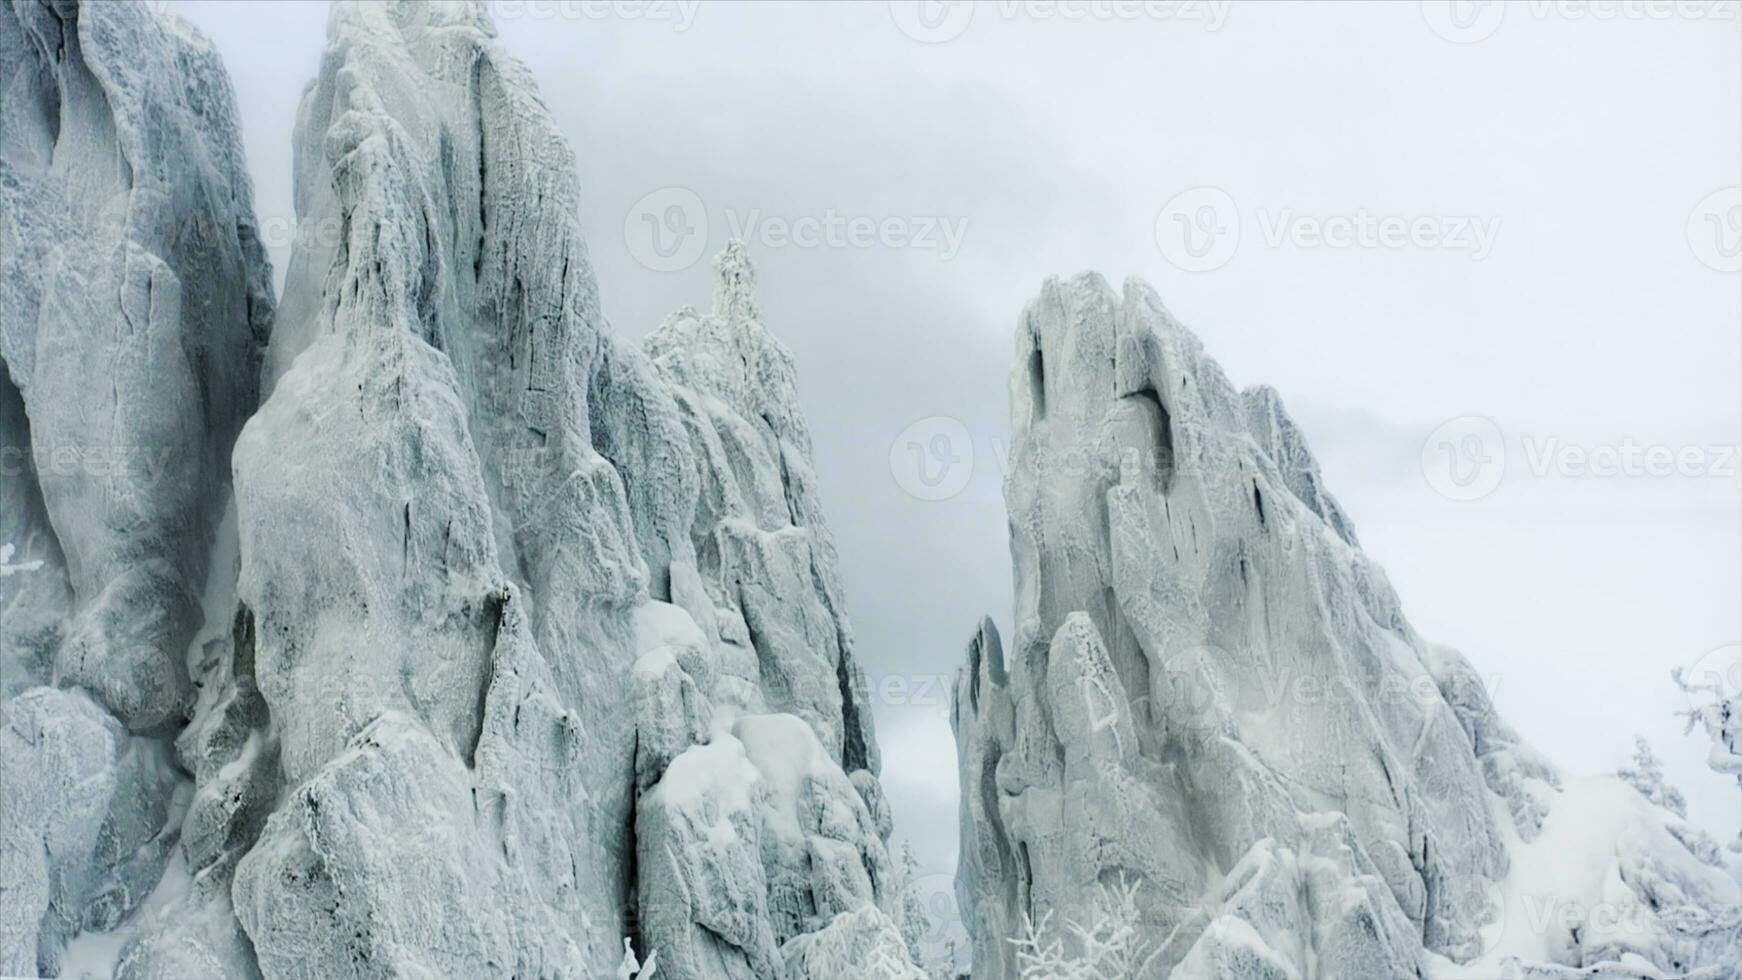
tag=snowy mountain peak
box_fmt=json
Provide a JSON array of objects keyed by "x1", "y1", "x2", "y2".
[
  {"x1": 954, "y1": 272, "x2": 1740, "y2": 979},
  {"x1": 712, "y1": 238, "x2": 762, "y2": 323},
  {"x1": 1, "y1": 2, "x2": 915, "y2": 977}
]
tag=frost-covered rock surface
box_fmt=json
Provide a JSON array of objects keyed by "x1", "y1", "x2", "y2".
[
  {"x1": 1, "y1": 0, "x2": 272, "y2": 728},
  {"x1": 3, "y1": 1, "x2": 912, "y2": 977},
  {"x1": 631, "y1": 258, "x2": 913, "y2": 980},
  {"x1": 954, "y1": 273, "x2": 1741, "y2": 979},
  {"x1": 2, "y1": 0, "x2": 267, "y2": 974}
]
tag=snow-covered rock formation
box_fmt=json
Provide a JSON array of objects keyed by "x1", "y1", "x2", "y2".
[
  {"x1": 953, "y1": 273, "x2": 1741, "y2": 979},
  {"x1": 2, "y1": 0, "x2": 270, "y2": 973},
  {"x1": 2, "y1": 1, "x2": 916, "y2": 977}
]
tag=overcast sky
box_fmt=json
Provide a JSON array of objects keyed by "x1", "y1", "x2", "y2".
[{"x1": 169, "y1": 0, "x2": 1741, "y2": 893}]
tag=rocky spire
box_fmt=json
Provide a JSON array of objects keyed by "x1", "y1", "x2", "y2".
[
  {"x1": 712, "y1": 238, "x2": 762, "y2": 324},
  {"x1": 0, "y1": 2, "x2": 913, "y2": 978},
  {"x1": 1, "y1": 0, "x2": 272, "y2": 973},
  {"x1": 954, "y1": 273, "x2": 1737, "y2": 978}
]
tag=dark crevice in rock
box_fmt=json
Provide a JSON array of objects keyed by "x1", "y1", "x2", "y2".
[
  {"x1": 465, "y1": 589, "x2": 508, "y2": 769},
  {"x1": 1027, "y1": 346, "x2": 1046, "y2": 421},
  {"x1": 835, "y1": 638, "x2": 870, "y2": 773},
  {"x1": 1122, "y1": 384, "x2": 1175, "y2": 493}
]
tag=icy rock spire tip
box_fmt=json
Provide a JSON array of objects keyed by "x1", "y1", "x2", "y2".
[{"x1": 711, "y1": 239, "x2": 760, "y2": 323}]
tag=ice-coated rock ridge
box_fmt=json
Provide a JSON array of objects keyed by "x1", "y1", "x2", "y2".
[
  {"x1": 2, "y1": 1, "x2": 919, "y2": 977},
  {"x1": 953, "y1": 271, "x2": 1741, "y2": 979}
]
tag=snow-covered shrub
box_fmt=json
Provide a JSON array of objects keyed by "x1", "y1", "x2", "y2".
[
  {"x1": 1619, "y1": 735, "x2": 1689, "y2": 818},
  {"x1": 1674, "y1": 664, "x2": 1742, "y2": 855},
  {"x1": 1009, "y1": 875, "x2": 1154, "y2": 980}
]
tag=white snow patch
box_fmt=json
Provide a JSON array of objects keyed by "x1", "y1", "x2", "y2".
[
  {"x1": 654, "y1": 735, "x2": 761, "y2": 815},
  {"x1": 58, "y1": 844, "x2": 195, "y2": 979},
  {"x1": 633, "y1": 646, "x2": 678, "y2": 678},
  {"x1": 1427, "y1": 775, "x2": 1742, "y2": 978},
  {"x1": 633, "y1": 600, "x2": 708, "y2": 657},
  {"x1": 733, "y1": 713, "x2": 832, "y2": 847}
]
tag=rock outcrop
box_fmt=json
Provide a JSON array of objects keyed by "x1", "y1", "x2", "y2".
[
  {"x1": 953, "y1": 273, "x2": 1741, "y2": 978},
  {"x1": 2, "y1": 0, "x2": 269, "y2": 973},
  {"x1": 632, "y1": 252, "x2": 910, "y2": 979},
  {"x1": 2, "y1": 1, "x2": 913, "y2": 977}
]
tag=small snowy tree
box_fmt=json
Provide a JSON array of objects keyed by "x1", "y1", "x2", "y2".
[
  {"x1": 889, "y1": 842, "x2": 964, "y2": 979},
  {"x1": 1009, "y1": 874, "x2": 1155, "y2": 980},
  {"x1": 920, "y1": 939, "x2": 961, "y2": 980},
  {"x1": 866, "y1": 941, "x2": 924, "y2": 980},
  {"x1": 1619, "y1": 735, "x2": 1688, "y2": 818},
  {"x1": 1674, "y1": 665, "x2": 1742, "y2": 854},
  {"x1": 891, "y1": 842, "x2": 930, "y2": 960}
]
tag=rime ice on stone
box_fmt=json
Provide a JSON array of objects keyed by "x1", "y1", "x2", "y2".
[
  {"x1": 220, "y1": 1, "x2": 902, "y2": 973},
  {"x1": 1, "y1": 1, "x2": 910, "y2": 977},
  {"x1": 954, "y1": 273, "x2": 1741, "y2": 978},
  {"x1": 632, "y1": 243, "x2": 910, "y2": 979},
  {"x1": 1, "y1": 0, "x2": 271, "y2": 973}
]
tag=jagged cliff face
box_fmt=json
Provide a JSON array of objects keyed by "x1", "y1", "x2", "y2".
[
  {"x1": 1, "y1": 2, "x2": 913, "y2": 978},
  {"x1": 0, "y1": 0, "x2": 273, "y2": 726},
  {"x1": 961, "y1": 269, "x2": 1519, "y2": 980},
  {"x1": 953, "y1": 274, "x2": 1740, "y2": 979},
  {"x1": 954, "y1": 274, "x2": 1546, "y2": 977},
  {"x1": 1, "y1": 0, "x2": 271, "y2": 974}
]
